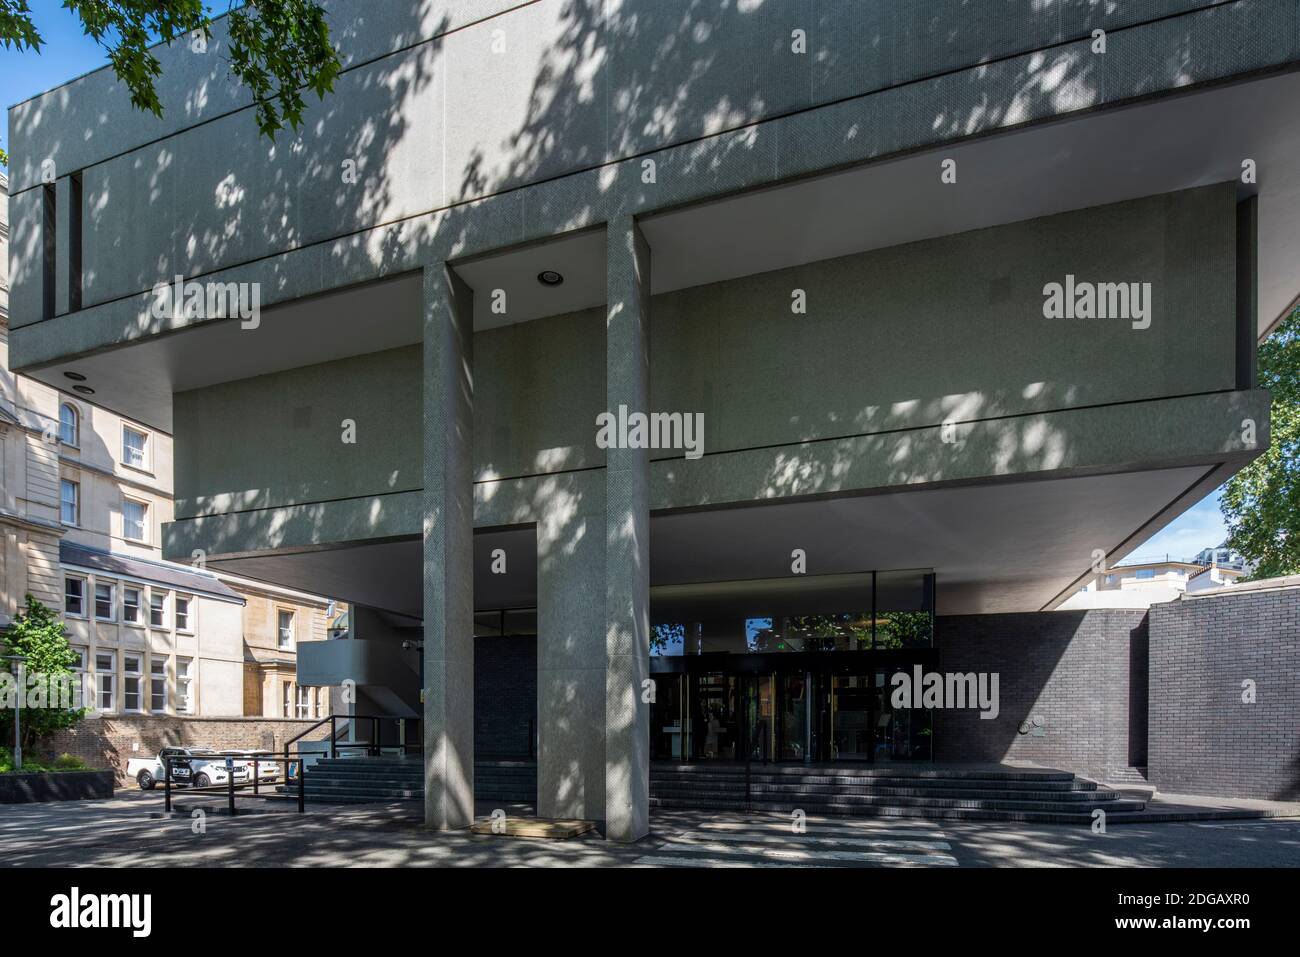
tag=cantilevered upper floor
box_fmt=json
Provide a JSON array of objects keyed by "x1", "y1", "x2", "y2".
[{"x1": 3, "y1": 0, "x2": 1296, "y2": 616}]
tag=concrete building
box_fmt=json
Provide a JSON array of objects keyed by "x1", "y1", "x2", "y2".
[
  {"x1": 1, "y1": 168, "x2": 331, "y2": 723},
  {"x1": 6, "y1": 2, "x2": 1299, "y2": 839}
]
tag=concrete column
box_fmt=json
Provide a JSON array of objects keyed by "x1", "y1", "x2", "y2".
[
  {"x1": 422, "y1": 262, "x2": 475, "y2": 830},
  {"x1": 535, "y1": 477, "x2": 606, "y2": 822},
  {"x1": 604, "y1": 216, "x2": 651, "y2": 842}
]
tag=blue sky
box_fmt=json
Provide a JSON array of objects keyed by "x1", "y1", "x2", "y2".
[
  {"x1": 0, "y1": 5, "x2": 1233, "y2": 562},
  {"x1": 1123, "y1": 486, "x2": 1229, "y2": 564}
]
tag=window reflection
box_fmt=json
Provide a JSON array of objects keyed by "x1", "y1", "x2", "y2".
[{"x1": 650, "y1": 570, "x2": 934, "y2": 656}]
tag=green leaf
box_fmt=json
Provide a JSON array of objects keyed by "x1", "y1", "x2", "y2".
[
  {"x1": 0, "y1": 596, "x2": 87, "y2": 756},
  {"x1": 3, "y1": 2, "x2": 340, "y2": 141},
  {"x1": 1222, "y1": 307, "x2": 1300, "y2": 579}
]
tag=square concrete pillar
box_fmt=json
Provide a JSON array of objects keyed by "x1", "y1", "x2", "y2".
[
  {"x1": 536, "y1": 480, "x2": 607, "y2": 823},
  {"x1": 604, "y1": 216, "x2": 651, "y2": 842},
  {"x1": 422, "y1": 262, "x2": 475, "y2": 830}
]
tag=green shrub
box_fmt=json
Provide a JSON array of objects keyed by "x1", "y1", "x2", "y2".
[
  {"x1": 51, "y1": 753, "x2": 88, "y2": 771},
  {"x1": 0, "y1": 746, "x2": 97, "y2": 773}
]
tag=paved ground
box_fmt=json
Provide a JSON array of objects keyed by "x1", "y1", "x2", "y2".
[{"x1": 2, "y1": 791, "x2": 1299, "y2": 867}]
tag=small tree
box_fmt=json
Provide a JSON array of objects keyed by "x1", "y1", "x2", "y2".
[
  {"x1": 1222, "y1": 308, "x2": 1300, "y2": 578},
  {"x1": 0, "y1": 595, "x2": 86, "y2": 756}
]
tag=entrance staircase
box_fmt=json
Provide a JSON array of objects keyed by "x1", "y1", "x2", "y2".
[
  {"x1": 291, "y1": 756, "x2": 538, "y2": 805},
  {"x1": 291, "y1": 758, "x2": 1166, "y2": 824},
  {"x1": 297, "y1": 757, "x2": 425, "y2": 804},
  {"x1": 649, "y1": 763, "x2": 1149, "y2": 824}
]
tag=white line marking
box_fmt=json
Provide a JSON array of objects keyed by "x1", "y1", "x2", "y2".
[
  {"x1": 674, "y1": 830, "x2": 951, "y2": 851},
  {"x1": 654, "y1": 841, "x2": 958, "y2": 866},
  {"x1": 635, "y1": 855, "x2": 823, "y2": 868}
]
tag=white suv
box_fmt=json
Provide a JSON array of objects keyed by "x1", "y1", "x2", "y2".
[{"x1": 126, "y1": 747, "x2": 250, "y2": 790}]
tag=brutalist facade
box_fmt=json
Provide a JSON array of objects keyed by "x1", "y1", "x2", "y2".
[{"x1": 8, "y1": 1, "x2": 1300, "y2": 839}]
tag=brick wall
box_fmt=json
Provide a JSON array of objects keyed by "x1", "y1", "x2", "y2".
[
  {"x1": 934, "y1": 610, "x2": 1148, "y2": 780},
  {"x1": 1148, "y1": 587, "x2": 1300, "y2": 800},
  {"x1": 42, "y1": 715, "x2": 333, "y2": 784},
  {"x1": 475, "y1": 636, "x2": 536, "y2": 758}
]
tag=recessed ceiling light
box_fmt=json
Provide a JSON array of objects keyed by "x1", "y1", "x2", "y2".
[
  {"x1": 537, "y1": 270, "x2": 564, "y2": 286},
  {"x1": 72, "y1": 385, "x2": 95, "y2": 395},
  {"x1": 63, "y1": 371, "x2": 87, "y2": 381}
]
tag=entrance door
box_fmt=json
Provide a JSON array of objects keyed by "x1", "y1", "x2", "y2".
[
  {"x1": 743, "y1": 674, "x2": 776, "y2": 763},
  {"x1": 777, "y1": 672, "x2": 813, "y2": 762},
  {"x1": 873, "y1": 669, "x2": 933, "y2": 761},
  {"x1": 692, "y1": 673, "x2": 740, "y2": 760},
  {"x1": 829, "y1": 674, "x2": 873, "y2": 761}
]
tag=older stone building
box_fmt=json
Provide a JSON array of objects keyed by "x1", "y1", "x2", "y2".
[{"x1": 228, "y1": 571, "x2": 333, "y2": 720}]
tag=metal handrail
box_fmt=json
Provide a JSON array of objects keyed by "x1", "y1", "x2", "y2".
[
  {"x1": 164, "y1": 754, "x2": 305, "y2": 815},
  {"x1": 281, "y1": 713, "x2": 422, "y2": 780}
]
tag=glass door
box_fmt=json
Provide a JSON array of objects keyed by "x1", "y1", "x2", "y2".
[
  {"x1": 830, "y1": 674, "x2": 873, "y2": 761},
  {"x1": 744, "y1": 674, "x2": 776, "y2": 763},
  {"x1": 650, "y1": 674, "x2": 687, "y2": 761},
  {"x1": 872, "y1": 669, "x2": 934, "y2": 762},
  {"x1": 692, "y1": 673, "x2": 740, "y2": 760},
  {"x1": 778, "y1": 672, "x2": 813, "y2": 762}
]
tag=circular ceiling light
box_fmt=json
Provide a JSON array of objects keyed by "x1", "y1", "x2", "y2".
[
  {"x1": 72, "y1": 385, "x2": 95, "y2": 395},
  {"x1": 63, "y1": 371, "x2": 87, "y2": 382},
  {"x1": 537, "y1": 270, "x2": 564, "y2": 287}
]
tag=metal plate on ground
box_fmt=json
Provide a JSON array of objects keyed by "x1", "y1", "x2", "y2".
[{"x1": 470, "y1": 817, "x2": 596, "y2": 839}]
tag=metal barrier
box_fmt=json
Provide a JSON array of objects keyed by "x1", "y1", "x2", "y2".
[
  {"x1": 164, "y1": 754, "x2": 305, "y2": 815},
  {"x1": 283, "y1": 713, "x2": 422, "y2": 765}
]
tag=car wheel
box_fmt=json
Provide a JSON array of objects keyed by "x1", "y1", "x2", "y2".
[
  {"x1": 136, "y1": 770, "x2": 156, "y2": 791},
  {"x1": 193, "y1": 772, "x2": 211, "y2": 789}
]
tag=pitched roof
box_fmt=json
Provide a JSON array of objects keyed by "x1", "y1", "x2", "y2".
[{"x1": 59, "y1": 541, "x2": 245, "y2": 603}]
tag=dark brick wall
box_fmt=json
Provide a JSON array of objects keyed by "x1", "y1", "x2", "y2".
[
  {"x1": 1148, "y1": 588, "x2": 1300, "y2": 801},
  {"x1": 474, "y1": 636, "x2": 536, "y2": 758},
  {"x1": 934, "y1": 610, "x2": 1148, "y2": 780}
]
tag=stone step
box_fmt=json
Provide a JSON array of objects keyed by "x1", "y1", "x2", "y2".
[
  {"x1": 303, "y1": 780, "x2": 422, "y2": 793},
  {"x1": 649, "y1": 783, "x2": 1116, "y2": 802},
  {"x1": 302, "y1": 793, "x2": 418, "y2": 805},
  {"x1": 648, "y1": 796, "x2": 1147, "y2": 824},
  {"x1": 647, "y1": 788, "x2": 1134, "y2": 812},
  {"x1": 650, "y1": 780, "x2": 1097, "y2": 790},
  {"x1": 650, "y1": 765, "x2": 1075, "y2": 781},
  {"x1": 277, "y1": 783, "x2": 420, "y2": 803},
  {"x1": 306, "y1": 769, "x2": 426, "y2": 781}
]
